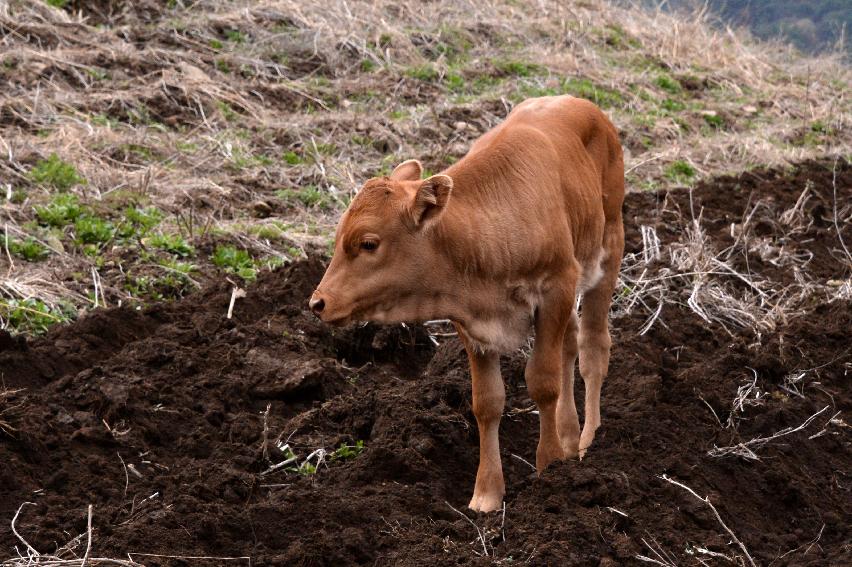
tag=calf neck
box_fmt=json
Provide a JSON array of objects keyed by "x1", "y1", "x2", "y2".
[{"x1": 310, "y1": 95, "x2": 625, "y2": 512}]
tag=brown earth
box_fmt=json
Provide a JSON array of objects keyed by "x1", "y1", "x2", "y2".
[{"x1": 1, "y1": 161, "x2": 850, "y2": 566}]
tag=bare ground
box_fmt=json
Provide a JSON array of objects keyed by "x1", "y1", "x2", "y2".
[{"x1": 1, "y1": 160, "x2": 850, "y2": 566}]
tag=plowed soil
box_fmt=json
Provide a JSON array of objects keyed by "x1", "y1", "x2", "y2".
[{"x1": 2, "y1": 161, "x2": 850, "y2": 566}]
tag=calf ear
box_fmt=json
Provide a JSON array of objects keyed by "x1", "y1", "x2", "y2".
[
  {"x1": 390, "y1": 159, "x2": 423, "y2": 181},
  {"x1": 410, "y1": 174, "x2": 453, "y2": 228}
]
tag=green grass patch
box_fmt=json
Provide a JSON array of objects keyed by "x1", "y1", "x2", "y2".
[
  {"x1": 655, "y1": 74, "x2": 682, "y2": 94},
  {"x1": 492, "y1": 59, "x2": 545, "y2": 77},
  {"x1": 224, "y1": 29, "x2": 246, "y2": 44},
  {"x1": 406, "y1": 64, "x2": 439, "y2": 82},
  {"x1": 561, "y1": 77, "x2": 624, "y2": 108},
  {"x1": 282, "y1": 150, "x2": 303, "y2": 165},
  {"x1": 661, "y1": 98, "x2": 686, "y2": 112},
  {"x1": 702, "y1": 113, "x2": 725, "y2": 129},
  {"x1": 276, "y1": 186, "x2": 334, "y2": 209},
  {"x1": 29, "y1": 154, "x2": 85, "y2": 191},
  {"x1": 665, "y1": 160, "x2": 697, "y2": 184},
  {"x1": 603, "y1": 24, "x2": 641, "y2": 49},
  {"x1": 217, "y1": 101, "x2": 239, "y2": 121},
  {"x1": 247, "y1": 222, "x2": 288, "y2": 241}
]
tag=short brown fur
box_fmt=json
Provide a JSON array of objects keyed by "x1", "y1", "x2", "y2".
[{"x1": 310, "y1": 95, "x2": 625, "y2": 512}]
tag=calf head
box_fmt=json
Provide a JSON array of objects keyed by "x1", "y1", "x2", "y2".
[{"x1": 309, "y1": 159, "x2": 453, "y2": 325}]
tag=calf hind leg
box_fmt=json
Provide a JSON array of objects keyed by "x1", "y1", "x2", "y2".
[
  {"x1": 578, "y1": 227, "x2": 623, "y2": 457},
  {"x1": 556, "y1": 312, "x2": 580, "y2": 458}
]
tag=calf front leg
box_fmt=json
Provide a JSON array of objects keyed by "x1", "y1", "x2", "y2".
[
  {"x1": 458, "y1": 329, "x2": 506, "y2": 513},
  {"x1": 526, "y1": 277, "x2": 577, "y2": 472}
]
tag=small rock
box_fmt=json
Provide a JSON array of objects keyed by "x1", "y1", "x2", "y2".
[
  {"x1": 743, "y1": 105, "x2": 758, "y2": 114},
  {"x1": 453, "y1": 121, "x2": 468, "y2": 131}
]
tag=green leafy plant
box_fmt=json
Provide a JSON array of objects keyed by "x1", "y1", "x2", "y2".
[
  {"x1": 149, "y1": 233, "x2": 195, "y2": 257},
  {"x1": 29, "y1": 154, "x2": 85, "y2": 190},
  {"x1": 297, "y1": 462, "x2": 317, "y2": 476},
  {"x1": 331, "y1": 440, "x2": 365, "y2": 461},
  {"x1": 0, "y1": 298, "x2": 73, "y2": 335},
  {"x1": 211, "y1": 245, "x2": 256, "y2": 280},
  {"x1": 34, "y1": 194, "x2": 84, "y2": 227},
  {"x1": 8, "y1": 237, "x2": 50, "y2": 261},
  {"x1": 118, "y1": 206, "x2": 163, "y2": 239},
  {"x1": 74, "y1": 216, "x2": 115, "y2": 245}
]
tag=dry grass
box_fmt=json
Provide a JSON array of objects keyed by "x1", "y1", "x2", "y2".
[
  {"x1": 0, "y1": 0, "x2": 849, "y2": 334},
  {"x1": 612, "y1": 173, "x2": 851, "y2": 343}
]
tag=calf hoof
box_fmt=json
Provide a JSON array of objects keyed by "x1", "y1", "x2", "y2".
[
  {"x1": 578, "y1": 427, "x2": 598, "y2": 460},
  {"x1": 468, "y1": 492, "x2": 503, "y2": 513},
  {"x1": 535, "y1": 443, "x2": 566, "y2": 472},
  {"x1": 561, "y1": 436, "x2": 580, "y2": 459}
]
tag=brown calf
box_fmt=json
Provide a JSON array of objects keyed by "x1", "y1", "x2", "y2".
[{"x1": 309, "y1": 95, "x2": 625, "y2": 512}]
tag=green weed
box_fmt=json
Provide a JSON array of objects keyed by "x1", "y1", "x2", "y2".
[
  {"x1": 225, "y1": 29, "x2": 245, "y2": 43},
  {"x1": 149, "y1": 233, "x2": 195, "y2": 257},
  {"x1": 331, "y1": 440, "x2": 365, "y2": 461},
  {"x1": 211, "y1": 245, "x2": 257, "y2": 280},
  {"x1": 29, "y1": 154, "x2": 85, "y2": 190},
  {"x1": 118, "y1": 206, "x2": 163, "y2": 239},
  {"x1": 406, "y1": 64, "x2": 439, "y2": 81},
  {"x1": 34, "y1": 194, "x2": 84, "y2": 227},
  {"x1": 276, "y1": 186, "x2": 333, "y2": 209},
  {"x1": 282, "y1": 151, "x2": 303, "y2": 165},
  {"x1": 0, "y1": 298, "x2": 73, "y2": 335},
  {"x1": 74, "y1": 216, "x2": 115, "y2": 245},
  {"x1": 655, "y1": 74, "x2": 682, "y2": 94},
  {"x1": 702, "y1": 113, "x2": 725, "y2": 128},
  {"x1": 493, "y1": 59, "x2": 545, "y2": 77},
  {"x1": 217, "y1": 101, "x2": 239, "y2": 121},
  {"x1": 661, "y1": 98, "x2": 686, "y2": 112},
  {"x1": 665, "y1": 160, "x2": 697, "y2": 183},
  {"x1": 8, "y1": 237, "x2": 50, "y2": 261}
]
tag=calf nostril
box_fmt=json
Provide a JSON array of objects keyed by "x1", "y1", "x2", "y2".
[{"x1": 310, "y1": 297, "x2": 325, "y2": 314}]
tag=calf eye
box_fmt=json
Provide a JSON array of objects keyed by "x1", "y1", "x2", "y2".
[{"x1": 360, "y1": 240, "x2": 378, "y2": 251}]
